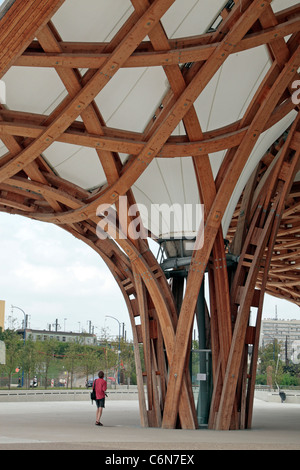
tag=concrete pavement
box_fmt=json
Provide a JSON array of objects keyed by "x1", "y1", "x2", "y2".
[{"x1": 0, "y1": 398, "x2": 299, "y2": 450}]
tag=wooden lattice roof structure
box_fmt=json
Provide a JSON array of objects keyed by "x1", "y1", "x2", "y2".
[{"x1": 0, "y1": 0, "x2": 299, "y2": 430}]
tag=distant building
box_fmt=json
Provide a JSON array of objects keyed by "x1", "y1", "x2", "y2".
[
  {"x1": 17, "y1": 328, "x2": 97, "y2": 345},
  {"x1": 260, "y1": 318, "x2": 300, "y2": 364}
]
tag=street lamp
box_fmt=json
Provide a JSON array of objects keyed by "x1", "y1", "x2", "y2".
[
  {"x1": 275, "y1": 353, "x2": 281, "y2": 390},
  {"x1": 11, "y1": 305, "x2": 27, "y2": 387},
  {"x1": 105, "y1": 315, "x2": 121, "y2": 385}
]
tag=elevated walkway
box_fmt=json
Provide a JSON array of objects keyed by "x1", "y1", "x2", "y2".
[{"x1": 0, "y1": 386, "x2": 139, "y2": 402}]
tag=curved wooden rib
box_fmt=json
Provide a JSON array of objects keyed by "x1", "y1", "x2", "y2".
[
  {"x1": 14, "y1": 13, "x2": 300, "y2": 69},
  {"x1": 0, "y1": 95, "x2": 295, "y2": 159}
]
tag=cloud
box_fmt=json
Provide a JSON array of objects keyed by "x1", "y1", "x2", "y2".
[{"x1": 0, "y1": 213, "x2": 130, "y2": 336}]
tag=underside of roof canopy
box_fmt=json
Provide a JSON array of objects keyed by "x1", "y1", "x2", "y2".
[{"x1": 0, "y1": 0, "x2": 299, "y2": 431}]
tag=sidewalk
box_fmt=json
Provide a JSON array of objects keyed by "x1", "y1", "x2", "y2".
[{"x1": 0, "y1": 398, "x2": 299, "y2": 450}]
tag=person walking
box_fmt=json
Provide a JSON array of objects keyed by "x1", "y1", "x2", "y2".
[{"x1": 93, "y1": 371, "x2": 107, "y2": 426}]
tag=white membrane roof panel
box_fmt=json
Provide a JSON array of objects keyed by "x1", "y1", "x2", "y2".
[
  {"x1": 43, "y1": 142, "x2": 106, "y2": 190},
  {"x1": 195, "y1": 46, "x2": 272, "y2": 132},
  {"x1": 52, "y1": 0, "x2": 133, "y2": 42},
  {"x1": 0, "y1": 141, "x2": 8, "y2": 158},
  {"x1": 271, "y1": 0, "x2": 300, "y2": 12},
  {"x1": 161, "y1": 0, "x2": 228, "y2": 38},
  {"x1": 94, "y1": 66, "x2": 168, "y2": 133},
  {"x1": 133, "y1": 157, "x2": 201, "y2": 238},
  {"x1": 4, "y1": 67, "x2": 67, "y2": 115}
]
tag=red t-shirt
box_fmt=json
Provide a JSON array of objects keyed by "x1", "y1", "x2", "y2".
[{"x1": 93, "y1": 378, "x2": 107, "y2": 399}]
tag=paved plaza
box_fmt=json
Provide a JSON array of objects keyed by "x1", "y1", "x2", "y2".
[{"x1": 0, "y1": 398, "x2": 299, "y2": 450}]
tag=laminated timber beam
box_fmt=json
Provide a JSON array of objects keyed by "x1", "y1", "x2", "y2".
[
  {"x1": 0, "y1": 0, "x2": 299, "y2": 432},
  {"x1": 0, "y1": 0, "x2": 65, "y2": 78},
  {"x1": 13, "y1": 15, "x2": 300, "y2": 69},
  {"x1": 0, "y1": 96, "x2": 296, "y2": 157}
]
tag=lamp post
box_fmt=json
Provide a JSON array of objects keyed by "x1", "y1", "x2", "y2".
[
  {"x1": 11, "y1": 305, "x2": 27, "y2": 387},
  {"x1": 105, "y1": 315, "x2": 121, "y2": 385}
]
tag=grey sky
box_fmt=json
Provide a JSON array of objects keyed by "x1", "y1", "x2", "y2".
[{"x1": 0, "y1": 212, "x2": 131, "y2": 339}]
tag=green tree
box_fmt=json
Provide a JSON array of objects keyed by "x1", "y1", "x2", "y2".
[
  {"x1": 80, "y1": 345, "x2": 103, "y2": 383},
  {"x1": 39, "y1": 338, "x2": 59, "y2": 388},
  {"x1": 98, "y1": 327, "x2": 119, "y2": 382},
  {"x1": 0, "y1": 330, "x2": 22, "y2": 389},
  {"x1": 119, "y1": 339, "x2": 135, "y2": 384},
  {"x1": 257, "y1": 340, "x2": 286, "y2": 388},
  {"x1": 280, "y1": 372, "x2": 300, "y2": 387},
  {"x1": 63, "y1": 342, "x2": 82, "y2": 388},
  {"x1": 23, "y1": 339, "x2": 40, "y2": 388},
  {"x1": 0, "y1": 328, "x2": 139, "y2": 390},
  {"x1": 104, "y1": 341, "x2": 120, "y2": 382},
  {"x1": 258, "y1": 340, "x2": 282, "y2": 374}
]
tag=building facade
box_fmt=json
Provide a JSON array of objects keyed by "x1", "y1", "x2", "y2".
[
  {"x1": 261, "y1": 319, "x2": 300, "y2": 364},
  {"x1": 17, "y1": 328, "x2": 97, "y2": 346}
]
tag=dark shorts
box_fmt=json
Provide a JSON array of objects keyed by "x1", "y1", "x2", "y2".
[{"x1": 95, "y1": 398, "x2": 105, "y2": 408}]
